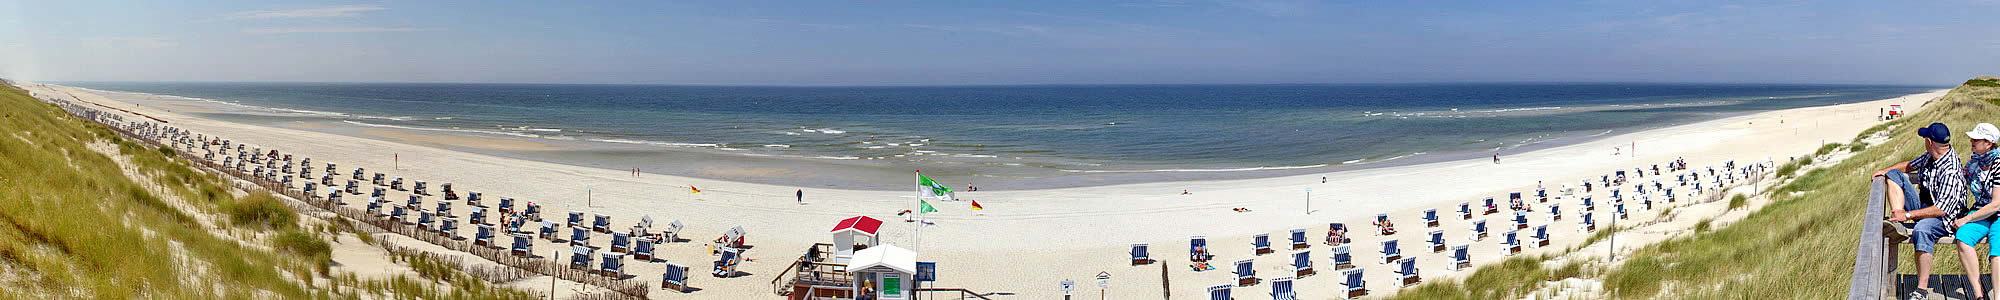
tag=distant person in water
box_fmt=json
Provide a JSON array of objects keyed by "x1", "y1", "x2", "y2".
[
  {"x1": 1873, "y1": 122, "x2": 1970, "y2": 300},
  {"x1": 1182, "y1": 189, "x2": 1192, "y2": 195}
]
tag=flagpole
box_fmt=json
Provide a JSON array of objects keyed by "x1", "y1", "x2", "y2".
[{"x1": 915, "y1": 170, "x2": 924, "y2": 252}]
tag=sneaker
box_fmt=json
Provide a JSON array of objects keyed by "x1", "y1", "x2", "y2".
[{"x1": 1905, "y1": 290, "x2": 1925, "y2": 300}]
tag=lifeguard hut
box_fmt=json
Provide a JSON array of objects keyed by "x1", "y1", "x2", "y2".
[
  {"x1": 830, "y1": 216, "x2": 884, "y2": 263},
  {"x1": 847, "y1": 245, "x2": 918, "y2": 300},
  {"x1": 1888, "y1": 104, "x2": 1904, "y2": 120}
]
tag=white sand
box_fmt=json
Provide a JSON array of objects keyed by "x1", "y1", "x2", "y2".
[{"x1": 21, "y1": 83, "x2": 1943, "y2": 298}]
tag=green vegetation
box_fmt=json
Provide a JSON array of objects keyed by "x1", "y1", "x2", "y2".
[
  {"x1": 1387, "y1": 78, "x2": 2000, "y2": 299},
  {"x1": 1595, "y1": 79, "x2": 2000, "y2": 298},
  {"x1": 1966, "y1": 77, "x2": 2000, "y2": 87},
  {"x1": 1394, "y1": 254, "x2": 1590, "y2": 299},
  {"x1": 1816, "y1": 142, "x2": 1846, "y2": 156},
  {"x1": 0, "y1": 84, "x2": 535, "y2": 298},
  {"x1": 228, "y1": 192, "x2": 298, "y2": 229},
  {"x1": 1728, "y1": 194, "x2": 1748, "y2": 210}
]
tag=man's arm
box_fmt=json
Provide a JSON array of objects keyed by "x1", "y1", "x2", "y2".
[{"x1": 1875, "y1": 161, "x2": 1912, "y2": 177}]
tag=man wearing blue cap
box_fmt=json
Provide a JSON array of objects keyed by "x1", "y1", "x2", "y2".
[{"x1": 1874, "y1": 122, "x2": 1971, "y2": 300}]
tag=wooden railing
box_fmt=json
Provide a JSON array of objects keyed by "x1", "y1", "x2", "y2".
[{"x1": 1848, "y1": 177, "x2": 1889, "y2": 299}]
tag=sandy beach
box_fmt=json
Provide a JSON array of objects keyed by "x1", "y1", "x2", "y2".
[{"x1": 22, "y1": 82, "x2": 1944, "y2": 298}]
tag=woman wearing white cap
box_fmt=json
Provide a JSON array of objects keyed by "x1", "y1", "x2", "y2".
[{"x1": 1956, "y1": 122, "x2": 2000, "y2": 300}]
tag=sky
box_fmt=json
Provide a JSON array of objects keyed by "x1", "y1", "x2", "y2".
[{"x1": 0, "y1": 0, "x2": 1995, "y2": 86}]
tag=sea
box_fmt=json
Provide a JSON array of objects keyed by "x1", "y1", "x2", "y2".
[{"x1": 61, "y1": 82, "x2": 1935, "y2": 189}]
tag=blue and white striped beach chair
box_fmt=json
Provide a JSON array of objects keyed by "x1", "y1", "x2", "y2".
[
  {"x1": 1427, "y1": 230, "x2": 1445, "y2": 253},
  {"x1": 570, "y1": 227, "x2": 591, "y2": 246},
  {"x1": 1379, "y1": 240, "x2": 1400, "y2": 264},
  {"x1": 1394, "y1": 257, "x2": 1421, "y2": 286},
  {"x1": 1341, "y1": 268, "x2": 1367, "y2": 298},
  {"x1": 1234, "y1": 259, "x2": 1258, "y2": 286},
  {"x1": 1423, "y1": 209, "x2": 1439, "y2": 227},
  {"x1": 1330, "y1": 244, "x2": 1354, "y2": 270},
  {"x1": 1253, "y1": 234, "x2": 1273, "y2": 255},
  {"x1": 1131, "y1": 243, "x2": 1152, "y2": 265},
  {"x1": 1449, "y1": 244, "x2": 1469, "y2": 271},
  {"x1": 510, "y1": 233, "x2": 532, "y2": 256},
  {"x1": 1270, "y1": 277, "x2": 1296, "y2": 300},
  {"x1": 1290, "y1": 228, "x2": 1309, "y2": 250},
  {"x1": 1292, "y1": 250, "x2": 1314, "y2": 278},
  {"x1": 1533, "y1": 225, "x2": 1550, "y2": 248},
  {"x1": 1207, "y1": 284, "x2": 1232, "y2": 300}
]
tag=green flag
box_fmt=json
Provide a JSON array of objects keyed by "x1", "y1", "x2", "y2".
[
  {"x1": 917, "y1": 173, "x2": 955, "y2": 201},
  {"x1": 920, "y1": 199, "x2": 939, "y2": 214}
]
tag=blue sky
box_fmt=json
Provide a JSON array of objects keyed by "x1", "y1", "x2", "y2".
[{"x1": 1, "y1": 0, "x2": 1994, "y2": 85}]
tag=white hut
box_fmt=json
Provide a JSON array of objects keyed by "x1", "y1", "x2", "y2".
[{"x1": 846, "y1": 244, "x2": 917, "y2": 300}]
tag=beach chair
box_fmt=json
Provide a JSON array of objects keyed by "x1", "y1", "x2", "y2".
[
  {"x1": 1292, "y1": 250, "x2": 1315, "y2": 278},
  {"x1": 436, "y1": 200, "x2": 453, "y2": 217},
  {"x1": 1449, "y1": 244, "x2": 1470, "y2": 271},
  {"x1": 413, "y1": 181, "x2": 428, "y2": 196},
  {"x1": 570, "y1": 227, "x2": 591, "y2": 246},
  {"x1": 1537, "y1": 187, "x2": 1548, "y2": 203},
  {"x1": 570, "y1": 245, "x2": 595, "y2": 269},
  {"x1": 466, "y1": 191, "x2": 482, "y2": 206},
  {"x1": 470, "y1": 207, "x2": 488, "y2": 225},
  {"x1": 1423, "y1": 209, "x2": 1439, "y2": 228},
  {"x1": 1330, "y1": 244, "x2": 1354, "y2": 270},
  {"x1": 403, "y1": 194, "x2": 419, "y2": 208},
  {"x1": 1483, "y1": 197, "x2": 1499, "y2": 215},
  {"x1": 592, "y1": 214, "x2": 613, "y2": 233},
  {"x1": 1549, "y1": 203, "x2": 1562, "y2": 222},
  {"x1": 1394, "y1": 257, "x2": 1421, "y2": 286},
  {"x1": 634, "y1": 236, "x2": 658, "y2": 261},
  {"x1": 1427, "y1": 230, "x2": 1445, "y2": 253},
  {"x1": 566, "y1": 211, "x2": 584, "y2": 228},
  {"x1": 417, "y1": 211, "x2": 436, "y2": 231},
  {"x1": 661, "y1": 263, "x2": 690, "y2": 292},
  {"x1": 1252, "y1": 234, "x2": 1274, "y2": 255},
  {"x1": 1513, "y1": 211, "x2": 1529, "y2": 230},
  {"x1": 327, "y1": 190, "x2": 343, "y2": 204},
  {"x1": 1582, "y1": 212, "x2": 1597, "y2": 232},
  {"x1": 352, "y1": 168, "x2": 365, "y2": 181},
  {"x1": 1270, "y1": 277, "x2": 1297, "y2": 300},
  {"x1": 611, "y1": 232, "x2": 632, "y2": 253},
  {"x1": 344, "y1": 180, "x2": 359, "y2": 195},
  {"x1": 1470, "y1": 220, "x2": 1488, "y2": 241},
  {"x1": 1326, "y1": 223, "x2": 1349, "y2": 246},
  {"x1": 391, "y1": 177, "x2": 405, "y2": 191},
  {"x1": 663, "y1": 220, "x2": 685, "y2": 242},
  {"x1": 1582, "y1": 196, "x2": 1595, "y2": 212},
  {"x1": 1340, "y1": 268, "x2": 1367, "y2": 298},
  {"x1": 1533, "y1": 225, "x2": 1550, "y2": 248},
  {"x1": 527, "y1": 202, "x2": 545, "y2": 221},
  {"x1": 1208, "y1": 284, "x2": 1232, "y2": 300},
  {"x1": 712, "y1": 247, "x2": 742, "y2": 277},
  {"x1": 1190, "y1": 236, "x2": 1214, "y2": 262},
  {"x1": 498, "y1": 197, "x2": 515, "y2": 214},
  {"x1": 475, "y1": 224, "x2": 496, "y2": 247},
  {"x1": 1503, "y1": 230, "x2": 1520, "y2": 255},
  {"x1": 442, "y1": 183, "x2": 458, "y2": 201},
  {"x1": 715, "y1": 226, "x2": 747, "y2": 249},
  {"x1": 1615, "y1": 202, "x2": 1627, "y2": 220},
  {"x1": 1289, "y1": 228, "x2": 1309, "y2": 250},
  {"x1": 1233, "y1": 259, "x2": 1259, "y2": 286},
  {"x1": 1458, "y1": 202, "x2": 1472, "y2": 220},
  {"x1": 1379, "y1": 240, "x2": 1400, "y2": 264},
  {"x1": 1372, "y1": 214, "x2": 1395, "y2": 236},
  {"x1": 599, "y1": 252, "x2": 625, "y2": 277},
  {"x1": 1131, "y1": 243, "x2": 1153, "y2": 265},
  {"x1": 366, "y1": 198, "x2": 384, "y2": 216},
  {"x1": 1509, "y1": 192, "x2": 1524, "y2": 211},
  {"x1": 439, "y1": 217, "x2": 459, "y2": 239},
  {"x1": 540, "y1": 221, "x2": 559, "y2": 241}
]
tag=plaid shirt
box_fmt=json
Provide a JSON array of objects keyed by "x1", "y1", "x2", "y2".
[{"x1": 1912, "y1": 149, "x2": 1969, "y2": 218}]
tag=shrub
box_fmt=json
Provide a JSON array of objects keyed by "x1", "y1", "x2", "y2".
[
  {"x1": 228, "y1": 192, "x2": 296, "y2": 230},
  {"x1": 1728, "y1": 194, "x2": 1748, "y2": 210}
]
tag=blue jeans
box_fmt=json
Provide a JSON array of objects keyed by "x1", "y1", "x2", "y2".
[{"x1": 1889, "y1": 170, "x2": 1948, "y2": 253}]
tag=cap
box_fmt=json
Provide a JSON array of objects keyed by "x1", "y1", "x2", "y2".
[
  {"x1": 1919, "y1": 122, "x2": 1951, "y2": 144},
  {"x1": 1970, "y1": 123, "x2": 2000, "y2": 142}
]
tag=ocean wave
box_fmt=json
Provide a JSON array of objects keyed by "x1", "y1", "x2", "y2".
[
  {"x1": 763, "y1": 144, "x2": 791, "y2": 148},
  {"x1": 342, "y1": 120, "x2": 546, "y2": 138},
  {"x1": 1058, "y1": 164, "x2": 1330, "y2": 173},
  {"x1": 801, "y1": 128, "x2": 846, "y2": 134},
  {"x1": 585, "y1": 138, "x2": 721, "y2": 148}
]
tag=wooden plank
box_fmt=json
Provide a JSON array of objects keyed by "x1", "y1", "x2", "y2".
[{"x1": 1849, "y1": 177, "x2": 1888, "y2": 299}]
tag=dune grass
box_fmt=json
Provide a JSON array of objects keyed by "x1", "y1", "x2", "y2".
[
  {"x1": 1595, "y1": 80, "x2": 1997, "y2": 298},
  {"x1": 0, "y1": 84, "x2": 536, "y2": 298},
  {"x1": 1387, "y1": 79, "x2": 1993, "y2": 299}
]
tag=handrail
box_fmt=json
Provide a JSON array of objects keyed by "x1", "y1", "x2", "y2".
[
  {"x1": 1847, "y1": 177, "x2": 1888, "y2": 299},
  {"x1": 915, "y1": 287, "x2": 999, "y2": 300}
]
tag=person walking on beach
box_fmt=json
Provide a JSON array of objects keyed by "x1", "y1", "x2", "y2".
[
  {"x1": 796, "y1": 189, "x2": 804, "y2": 205},
  {"x1": 1493, "y1": 153, "x2": 1500, "y2": 164},
  {"x1": 1954, "y1": 123, "x2": 2000, "y2": 300},
  {"x1": 1873, "y1": 122, "x2": 1971, "y2": 300}
]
